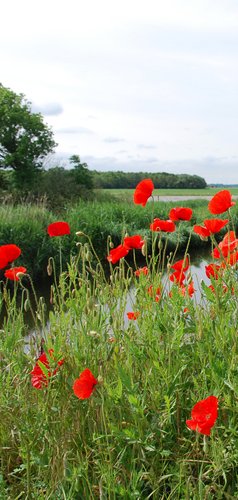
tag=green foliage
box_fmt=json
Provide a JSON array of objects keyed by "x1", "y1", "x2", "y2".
[
  {"x1": 92, "y1": 170, "x2": 207, "y2": 189},
  {"x1": 0, "y1": 198, "x2": 235, "y2": 280},
  {"x1": 0, "y1": 83, "x2": 57, "y2": 190},
  {"x1": 69, "y1": 154, "x2": 94, "y2": 190},
  {"x1": 1, "y1": 208, "x2": 238, "y2": 496}
]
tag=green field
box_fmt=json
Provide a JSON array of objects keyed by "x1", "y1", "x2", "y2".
[{"x1": 101, "y1": 187, "x2": 238, "y2": 197}]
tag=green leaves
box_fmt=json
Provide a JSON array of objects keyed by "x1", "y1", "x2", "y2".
[{"x1": 0, "y1": 83, "x2": 57, "y2": 189}]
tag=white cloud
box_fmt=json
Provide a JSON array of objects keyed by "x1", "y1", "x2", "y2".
[{"x1": 1, "y1": 0, "x2": 238, "y2": 183}]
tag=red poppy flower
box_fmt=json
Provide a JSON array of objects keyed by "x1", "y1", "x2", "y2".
[
  {"x1": 169, "y1": 207, "x2": 193, "y2": 221},
  {"x1": 123, "y1": 235, "x2": 145, "y2": 249},
  {"x1": 171, "y1": 257, "x2": 189, "y2": 272},
  {"x1": 204, "y1": 219, "x2": 229, "y2": 234},
  {"x1": 150, "y1": 218, "x2": 176, "y2": 232},
  {"x1": 169, "y1": 270, "x2": 186, "y2": 285},
  {"x1": 225, "y1": 251, "x2": 238, "y2": 266},
  {"x1": 0, "y1": 244, "x2": 21, "y2": 269},
  {"x1": 0, "y1": 254, "x2": 9, "y2": 270},
  {"x1": 47, "y1": 221, "x2": 70, "y2": 237},
  {"x1": 147, "y1": 285, "x2": 161, "y2": 302},
  {"x1": 193, "y1": 225, "x2": 211, "y2": 239},
  {"x1": 134, "y1": 266, "x2": 149, "y2": 277},
  {"x1": 213, "y1": 231, "x2": 238, "y2": 259},
  {"x1": 208, "y1": 190, "x2": 235, "y2": 215},
  {"x1": 180, "y1": 282, "x2": 195, "y2": 297},
  {"x1": 186, "y1": 395, "x2": 218, "y2": 436},
  {"x1": 194, "y1": 219, "x2": 228, "y2": 239},
  {"x1": 205, "y1": 263, "x2": 222, "y2": 280},
  {"x1": 73, "y1": 368, "x2": 98, "y2": 399},
  {"x1": 127, "y1": 311, "x2": 140, "y2": 320},
  {"x1": 4, "y1": 266, "x2": 27, "y2": 281},
  {"x1": 133, "y1": 179, "x2": 154, "y2": 207},
  {"x1": 107, "y1": 244, "x2": 129, "y2": 264},
  {"x1": 31, "y1": 349, "x2": 64, "y2": 389}
]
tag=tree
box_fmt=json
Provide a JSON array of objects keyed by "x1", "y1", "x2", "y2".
[
  {"x1": 69, "y1": 155, "x2": 93, "y2": 190},
  {"x1": 0, "y1": 83, "x2": 57, "y2": 189}
]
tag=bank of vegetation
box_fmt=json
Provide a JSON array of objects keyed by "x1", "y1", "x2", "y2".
[
  {"x1": 0, "y1": 198, "x2": 236, "y2": 281},
  {"x1": 1, "y1": 189, "x2": 238, "y2": 497}
]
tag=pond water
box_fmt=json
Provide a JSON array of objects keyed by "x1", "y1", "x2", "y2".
[
  {"x1": 124, "y1": 250, "x2": 211, "y2": 316},
  {"x1": 22, "y1": 250, "x2": 211, "y2": 353}
]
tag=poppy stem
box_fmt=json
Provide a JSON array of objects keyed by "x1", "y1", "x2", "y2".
[{"x1": 59, "y1": 239, "x2": 63, "y2": 275}]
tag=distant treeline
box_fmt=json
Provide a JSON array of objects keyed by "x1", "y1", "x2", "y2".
[
  {"x1": 0, "y1": 167, "x2": 207, "y2": 211},
  {"x1": 92, "y1": 170, "x2": 207, "y2": 189}
]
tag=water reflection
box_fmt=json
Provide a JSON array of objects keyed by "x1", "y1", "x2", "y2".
[
  {"x1": 124, "y1": 250, "x2": 211, "y2": 321},
  {"x1": 23, "y1": 251, "x2": 211, "y2": 352}
]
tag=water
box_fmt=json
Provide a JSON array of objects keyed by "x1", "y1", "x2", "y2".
[{"x1": 23, "y1": 251, "x2": 211, "y2": 352}]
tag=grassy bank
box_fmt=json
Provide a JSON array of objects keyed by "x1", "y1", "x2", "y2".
[
  {"x1": 101, "y1": 187, "x2": 238, "y2": 198},
  {"x1": 0, "y1": 198, "x2": 237, "y2": 280},
  {"x1": 1, "y1": 193, "x2": 238, "y2": 497}
]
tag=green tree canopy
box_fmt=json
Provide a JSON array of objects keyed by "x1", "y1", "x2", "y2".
[
  {"x1": 0, "y1": 83, "x2": 57, "y2": 189},
  {"x1": 69, "y1": 154, "x2": 94, "y2": 190}
]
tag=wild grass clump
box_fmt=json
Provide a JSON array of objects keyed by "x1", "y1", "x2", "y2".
[{"x1": 1, "y1": 189, "x2": 238, "y2": 497}]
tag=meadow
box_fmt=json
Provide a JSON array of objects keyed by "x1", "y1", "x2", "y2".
[
  {"x1": 102, "y1": 187, "x2": 238, "y2": 200},
  {"x1": 1, "y1": 187, "x2": 238, "y2": 498}
]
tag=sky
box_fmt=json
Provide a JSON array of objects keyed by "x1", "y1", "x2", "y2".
[{"x1": 1, "y1": 0, "x2": 238, "y2": 184}]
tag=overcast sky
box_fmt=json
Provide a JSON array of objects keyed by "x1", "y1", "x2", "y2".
[{"x1": 1, "y1": 0, "x2": 238, "y2": 184}]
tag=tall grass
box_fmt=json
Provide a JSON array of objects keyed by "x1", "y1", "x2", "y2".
[
  {"x1": 1, "y1": 195, "x2": 238, "y2": 497},
  {"x1": 1, "y1": 199, "x2": 235, "y2": 280}
]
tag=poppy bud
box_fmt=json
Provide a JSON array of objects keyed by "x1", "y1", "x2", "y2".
[
  {"x1": 158, "y1": 240, "x2": 163, "y2": 249},
  {"x1": 141, "y1": 242, "x2": 147, "y2": 256},
  {"x1": 75, "y1": 231, "x2": 85, "y2": 236},
  {"x1": 109, "y1": 241, "x2": 114, "y2": 249},
  {"x1": 47, "y1": 260, "x2": 53, "y2": 276}
]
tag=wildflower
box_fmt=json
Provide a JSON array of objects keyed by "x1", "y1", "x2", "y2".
[
  {"x1": 123, "y1": 235, "x2": 145, "y2": 249},
  {"x1": 169, "y1": 207, "x2": 193, "y2": 221},
  {"x1": 0, "y1": 244, "x2": 21, "y2": 269},
  {"x1": 186, "y1": 395, "x2": 218, "y2": 436},
  {"x1": 147, "y1": 285, "x2": 161, "y2": 302},
  {"x1": 169, "y1": 270, "x2": 186, "y2": 286},
  {"x1": 150, "y1": 218, "x2": 176, "y2": 232},
  {"x1": 31, "y1": 349, "x2": 64, "y2": 389},
  {"x1": 133, "y1": 179, "x2": 154, "y2": 206},
  {"x1": 194, "y1": 219, "x2": 228, "y2": 239},
  {"x1": 0, "y1": 254, "x2": 9, "y2": 270},
  {"x1": 205, "y1": 263, "x2": 222, "y2": 280},
  {"x1": 47, "y1": 221, "x2": 70, "y2": 237},
  {"x1": 193, "y1": 225, "x2": 210, "y2": 239},
  {"x1": 107, "y1": 244, "x2": 129, "y2": 264},
  {"x1": 73, "y1": 368, "x2": 98, "y2": 399},
  {"x1": 4, "y1": 266, "x2": 27, "y2": 281},
  {"x1": 127, "y1": 311, "x2": 140, "y2": 320},
  {"x1": 134, "y1": 266, "x2": 149, "y2": 277},
  {"x1": 208, "y1": 190, "x2": 235, "y2": 215},
  {"x1": 212, "y1": 231, "x2": 238, "y2": 259},
  {"x1": 171, "y1": 257, "x2": 189, "y2": 272},
  {"x1": 180, "y1": 282, "x2": 195, "y2": 297},
  {"x1": 225, "y1": 251, "x2": 238, "y2": 266}
]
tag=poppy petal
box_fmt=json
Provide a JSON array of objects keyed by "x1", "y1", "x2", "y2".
[
  {"x1": 133, "y1": 179, "x2": 154, "y2": 207},
  {"x1": 47, "y1": 221, "x2": 70, "y2": 237},
  {"x1": 208, "y1": 190, "x2": 235, "y2": 215},
  {"x1": 73, "y1": 368, "x2": 98, "y2": 399}
]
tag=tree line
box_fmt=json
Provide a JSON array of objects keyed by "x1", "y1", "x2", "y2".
[
  {"x1": 92, "y1": 171, "x2": 207, "y2": 189},
  {"x1": 0, "y1": 83, "x2": 207, "y2": 206}
]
